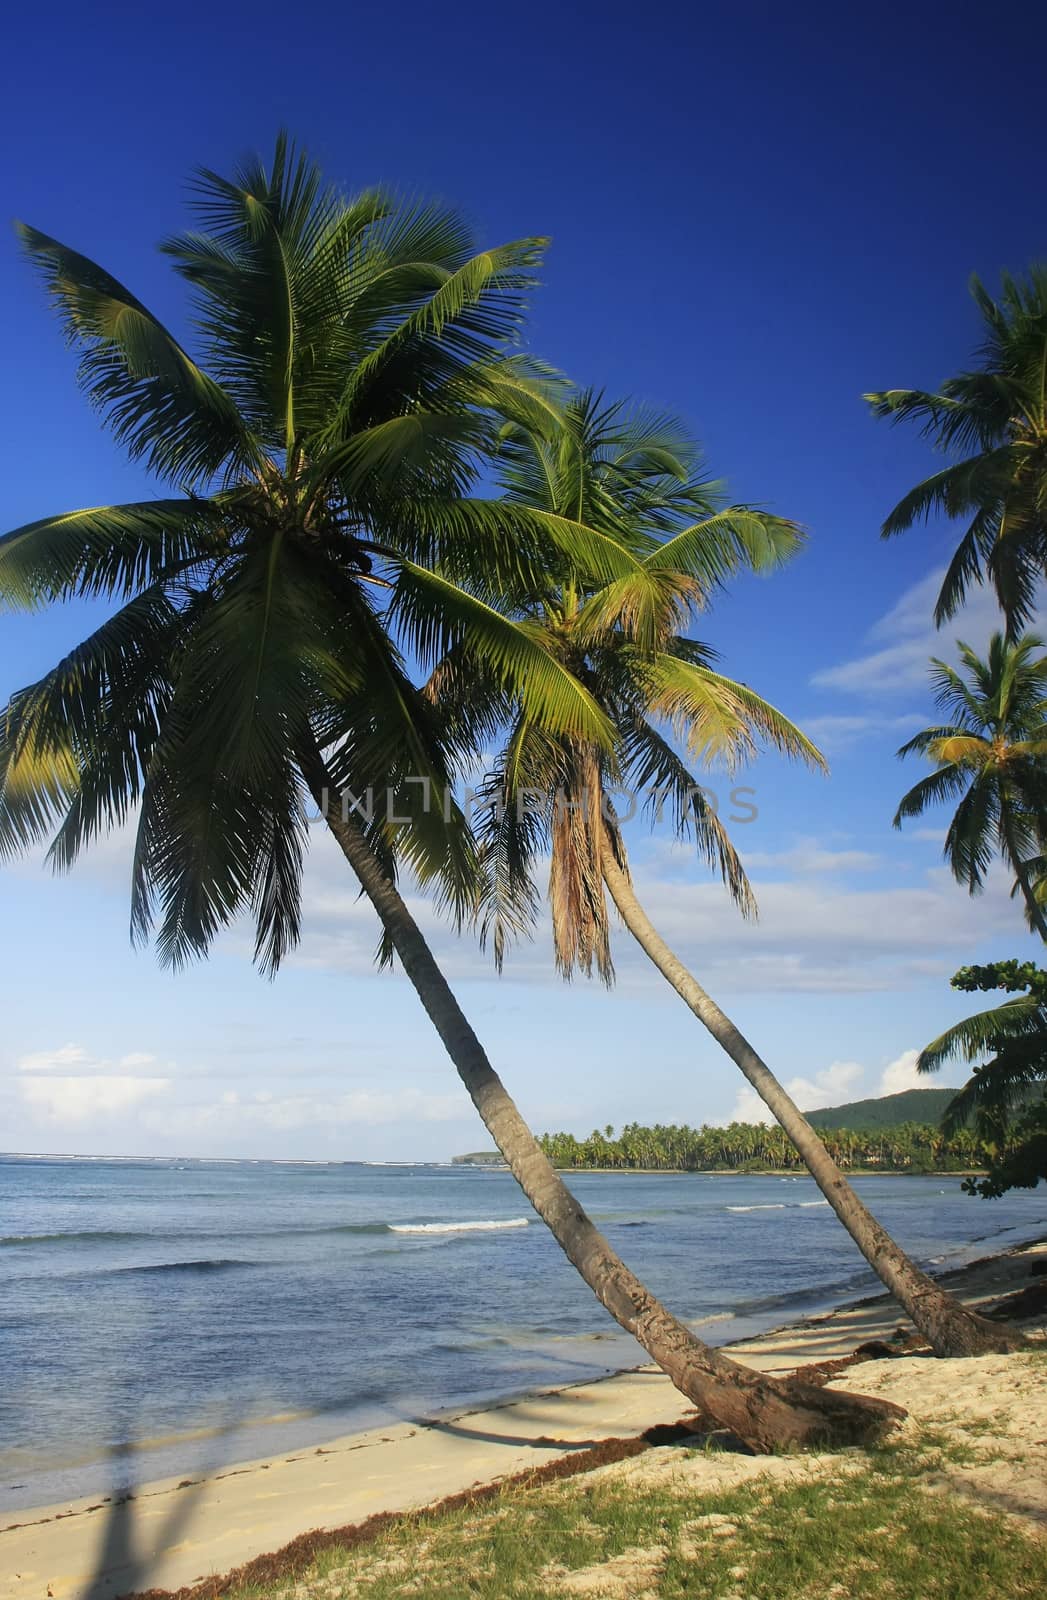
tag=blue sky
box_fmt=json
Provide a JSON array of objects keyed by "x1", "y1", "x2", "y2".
[{"x1": 2, "y1": 0, "x2": 1045, "y2": 1157}]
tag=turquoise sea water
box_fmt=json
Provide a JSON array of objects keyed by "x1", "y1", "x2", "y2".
[{"x1": 2, "y1": 1155, "x2": 1045, "y2": 1511}]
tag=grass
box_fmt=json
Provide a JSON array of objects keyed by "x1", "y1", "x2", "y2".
[{"x1": 217, "y1": 1432, "x2": 1046, "y2": 1600}]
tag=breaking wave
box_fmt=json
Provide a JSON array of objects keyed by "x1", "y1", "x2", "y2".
[{"x1": 388, "y1": 1218, "x2": 530, "y2": 1234}]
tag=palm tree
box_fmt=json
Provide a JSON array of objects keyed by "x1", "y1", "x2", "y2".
[
  {"x1": 919, "y1": 960, "x2": 1047, "y2": 1135},
  {"x1": 895, "y1": 634, "x2": 1047, "y2": 940},
  {"x1": 917, "y1": 960, "x2": 1047, "y2": 1197},
  {"x1": 0, "y1": 138, "x2": 896, "y2": 1449},
  {"x1": 867, "y1": 268, "x2": 1047, "y2": 633},
  {"x1": 452, "y1": 384, "x2": 1020, "y2": 1356}
]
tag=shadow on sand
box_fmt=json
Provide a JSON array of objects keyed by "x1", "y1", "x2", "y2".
[{"x1": 73, "y1": 1397, "x2": 244, "y2": 1600}]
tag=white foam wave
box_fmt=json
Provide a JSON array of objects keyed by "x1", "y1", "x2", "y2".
[
  {"x1": 389, "y1": 1218, "x2": 530, "y2": 1234},
  {"x1": 726, "y1": 1203, "x2": 787, "y2": 1212}
]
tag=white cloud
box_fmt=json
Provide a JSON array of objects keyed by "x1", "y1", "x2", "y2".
[
  {"x1": 285, "y1": 819, "x2": 1030, "y2": 997},
  {"x1": 11, "y1": 1042, "x2": 172, "y2": 1127},
  {"x1": 20, "y1": 1074, "x2": 170, "y2": 1123},
  {"x1": 878, "y1": 1048, "x2": 924, "y2": 1096},
  {"x1": 608, "y1": 859, "x2": 1023, "y2": 996},
  {"x1": 811, "y1": 568, "x2": 1008, "y2": 698},
  {"x1": 742, "y1": 837, "x2": 880, "y2": 874},
  {"x1": 5, "y1": 1029, "x2": 466, "y2": 1145},
  {"x1": 239, "y1": 1086, "x2": 466, "y2": 1131},
  {"x1": 731, "y1": 1059, "x2": 864, "y2": 1124},
  {"x1": 728, "y1": 1048, "x2": 937, "y2": 1124},
  {"x1": 16, "y1": 1043, "x2": 93, "y2": 1073},
  {"x1": 798, "y1": 711, "x2": 926, "y2": 754},
  {"x1": 16, "y1": 1044, "x2": 165, "y2": 1077},
  {"x1": 129, "y1": 1085, "x2": 468, "y2": 1145},
  {"x1": 2, "y1": 812, "x2": 139, "y2": 886}
]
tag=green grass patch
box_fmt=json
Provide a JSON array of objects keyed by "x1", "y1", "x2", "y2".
[{"x1": 221, "y1": 1440, "x2": 1047, "y2": 1600}]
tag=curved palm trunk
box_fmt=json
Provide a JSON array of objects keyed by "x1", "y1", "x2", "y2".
[
  {"x1": 311, "y1": 785, "x2": 903, "y2": 1450},
  {"x1": 1002, "y1": 809, "x2": 1047, "y2": 942},
  {"x1": 599, "y1": 838, "x2": 1025, "y2": 1358}
]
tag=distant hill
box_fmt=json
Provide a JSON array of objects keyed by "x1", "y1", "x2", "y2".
[
  {"x1": 808, "y1": 1088, "x2": 960, "y2": 1130},
  {"x1": 451, "y1": 1151, "x2": 507, "y2": 1166}
]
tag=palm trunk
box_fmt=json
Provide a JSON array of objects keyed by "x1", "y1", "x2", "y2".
[
  {"x1": 309, "y1": 778, "x2": 903, "y2": 1450},
  {"x1": 1002, "y1": 808, "x2": 1047, "y2": 942},
  {"x1": 599, "y1": 838, "x2": 1024, "y2": 1357}
]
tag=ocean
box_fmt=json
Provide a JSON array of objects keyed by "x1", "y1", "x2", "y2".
[{"x1": 2, "y1": 1155, "x2": 1045, "y2": 1512}]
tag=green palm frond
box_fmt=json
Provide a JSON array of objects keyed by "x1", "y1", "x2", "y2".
[
  {"x1": 643, "y1": 654, "x2": 825, "y2": 773},
  {"x1": 574, "y1": 568, "x2": 700, "y2": 653},
  {"x1": 943, "y1": 777, "x2": 1000, "y2": 892},
  {"x1": 392, "y1": 563, "x2": 614, "y2": 748},
  {"x1": 644, "y1": 509, "x2": 805, "y2": 587},
  {"x1": 918, "y1": 961, "x2": 1047, "y2": 1151},
  {"x1": 0, "y1": 500, "x2": 227, "y2": 609},
  {"x1": 310, "y1": 411, "x2": 489, "y2": 502},
  {"x1": 893, "y1": 763, "x2": 974, "y2": 824},
  {"x1": 896, "y1": 635, "x2": 1047, "y2": 923},
  {"x1": 477, "y1": 355, "x2": 571, "y2": 439},
  {"x1": 326, "y1": 238, "x2": 546, "y2": 432},
  {"x1": 0, "y1": 584, "x2": 182, "y2": 856},
  {"x1": 389, "y1": 497, "x2": 646, "y2": 600},
  {"x1": 940, "y1": 1053, "x2": 1046, "y2": 1138},
  {"x1": 878, "y1": 449, "x2": 1020, "y2": 536},
  {"x1": 684, "y1": 665, "x2": 826, "y2": 769},
  {"x1": 868, "y1": 267, "x2": 1047, "y2": 629},
  {"x1": 919, "y1": 997, "x2": 1042, "y2": 1074},
  {"x1": 17, "y1": 225, "x2": 256, "y2": 484}
]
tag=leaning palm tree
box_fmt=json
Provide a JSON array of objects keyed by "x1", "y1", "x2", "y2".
[
  {"x1": 866, "y1": 268, "x2": 1047, "y2": 634},
  {"x1": 895, "y1": 634, "x2": 1047, "y2": 941},
  {"x1": 450, "y1": 383, "x2": 1020, "y2": 1356},
  {"x1": 0, "y1": 139, "x2": 896, "y2": 1448}
]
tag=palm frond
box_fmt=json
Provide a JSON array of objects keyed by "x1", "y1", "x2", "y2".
[
  {"x1": 892, "y1": 764, "x2": 972, "y2": 826},
  {"x1": 0, "y1": 500, "x2": 226, "y2": 608},
  {"x1": 0, "y1": 587, "x2": 177, "y2": 863},
  {"x1": 17, "y1": 224, "x2": 254, "y2": 483},
  {"x1": 620, "y1": 715, "x2": 756, "y2": 917},
  {"x1": 919, "y1": 997, "x2": 1043, "y2": 1073},
  {"x1": 644, "y1": 509, "x2": 805, "y2": 587},
  {"x1": 643, "y1": 654, "x2": 825, "y2": 773},
  {"x1": 391, "y1": 564, "x2": 614, "y2": 749}
]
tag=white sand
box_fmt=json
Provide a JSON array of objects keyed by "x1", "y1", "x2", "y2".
[{"x1": 3, "y1": 1239, "x2": 1044, "y2": 1600}]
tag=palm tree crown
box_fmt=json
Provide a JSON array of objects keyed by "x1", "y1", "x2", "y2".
[
  {"x1": 439, "y1": 381, "x2": 822, "y2": 980},
  {"x1": 894, "y1": 633, "x2": 1047, "y2": 938},
  {"x1": 918, "y1": 959, "x2": 1047, "y2": 1138},
  {"x1": 0, "y1": 137, "x2": 622, "y2": 972},
  {"x1": 868, "y1": 268, "x2": 1047, "y2": 631}
]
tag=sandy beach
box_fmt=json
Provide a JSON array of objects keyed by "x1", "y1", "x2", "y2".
[{"x1": 3, "y1": 1236, "x2": 1045, "y2": 1600}]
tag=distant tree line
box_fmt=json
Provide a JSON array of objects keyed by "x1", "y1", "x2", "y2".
[{"x1": 537, "y1": 1120, "x2": 989, "y2": 1173}]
